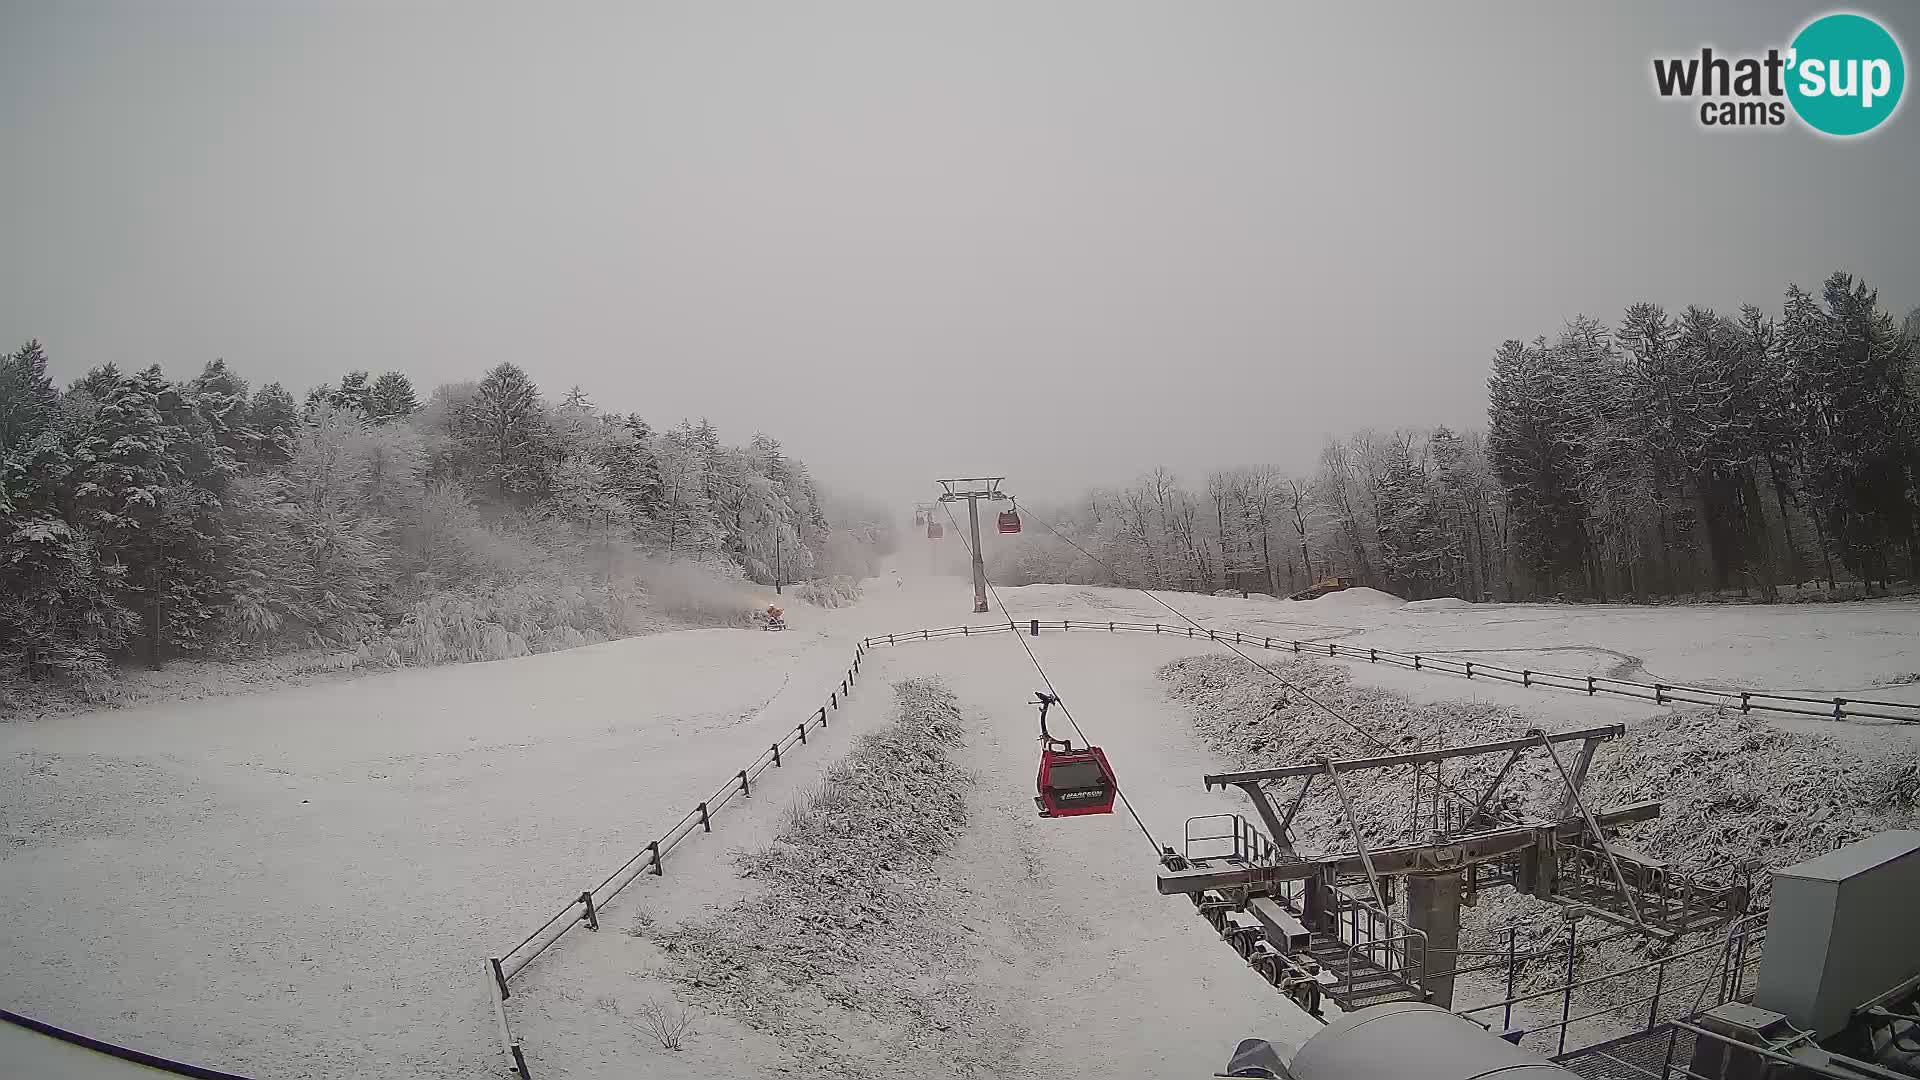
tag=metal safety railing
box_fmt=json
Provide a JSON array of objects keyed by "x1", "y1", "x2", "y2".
[
  {"x1": 1457, "y1": 911, "x2": 1769, "y2": 1059},
  {"x1": 861, "y1": 619, "x2": 1920, "y2": 724},
  {"x1": 483, "y1": 643, "x2": 869, "y2": 1080}
]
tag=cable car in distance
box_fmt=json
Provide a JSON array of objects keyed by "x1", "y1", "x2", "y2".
[
  {"x1": 927, "y1": 520, "x2": 944, "y2": 539},
  {"x1": 1032, "y1": 692, "x2": 1116, "y2": 818},
  {"x1": 997, "y1": 509, "x2": 1022, "y2": 535}
]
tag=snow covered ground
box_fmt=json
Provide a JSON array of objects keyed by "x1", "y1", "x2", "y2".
[{"x1": 3, "y1": 565, "x2": 1916, "y2": 1078}]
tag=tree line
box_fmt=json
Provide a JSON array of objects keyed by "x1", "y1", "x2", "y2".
[
  {"x1": 0, "y1": 349, "x2": 891, "y2": 682},
  {"x1": 989, "y1": 272, "x2": 1919, "y2": 604}
]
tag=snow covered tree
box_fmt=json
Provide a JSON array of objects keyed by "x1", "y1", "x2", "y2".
[
  {"x1": 249, "y1": 382, "x2": 300, "y2": 466},
  {"x1": 1487, "y1": 336, "x2": 1587, "y2": 595},
  {"x1": 367, "y1": 372, "x2": 419, "y2": 423},
  {"x1": 459, "y1": 362, "x2": 553, "y2": 500}
]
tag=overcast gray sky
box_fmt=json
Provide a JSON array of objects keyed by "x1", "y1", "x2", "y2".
[{"x1": 3, "y1": 1, "x2": 1916, "y2": 507}]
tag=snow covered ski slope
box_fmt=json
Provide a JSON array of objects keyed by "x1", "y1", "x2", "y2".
[{"x1": 3, "y1": 566, "x2": 1915, "y2": 1078}]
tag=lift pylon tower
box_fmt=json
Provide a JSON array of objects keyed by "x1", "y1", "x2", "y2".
[
  {"x1": 935, "y1": 477, "x2": 1011, "y2": 613},
  {"x1": 1158, "y1": 725, "x2": 1752, "y2": 1015}
]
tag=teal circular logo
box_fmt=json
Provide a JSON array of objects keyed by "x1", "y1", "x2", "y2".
[{"x1": 1787, "y1": 13, "x2": 1905, "y2": 136}]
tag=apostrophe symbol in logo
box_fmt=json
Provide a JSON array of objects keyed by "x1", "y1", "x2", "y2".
[{"x1": 1786, "y1": 12, "x2": 1905, "y2": 136}]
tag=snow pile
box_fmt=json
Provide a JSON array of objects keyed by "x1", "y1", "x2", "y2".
[
  {"x1": 1300, "y1": 586, "x2": 1406, "y2": 610},
  {"x1": 1400, "y1": 596, "x2": 1474, "y2": 611},
  {"x1": 650, "y1": 678, "x2": 995, "y2": 1078},
  {"x1": 1591, "y1": 711, "x2": 1920, "y2": 890}
]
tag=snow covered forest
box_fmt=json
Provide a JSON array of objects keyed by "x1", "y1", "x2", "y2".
[
  {"x1": 992, "y1": 273, "x2": 1920, "y2": 603},
  {"x1": 0, "y1": 351, "x2": 895, "y2": 687}
]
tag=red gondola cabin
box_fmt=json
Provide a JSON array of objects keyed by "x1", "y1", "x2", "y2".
[
  {"x1": 1036, "y1": 745, "x2": 1117, "y2": 817},
  {"x1": 997, "y1": 509, "x2": 1022, "y2": 534},
  {"x1": 1030, "y1": 692, "x2": 1116, "y2": 818}
]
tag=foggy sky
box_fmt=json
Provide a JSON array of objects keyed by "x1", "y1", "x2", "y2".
[{"x1": 3, "y1": 1, "x2": 1916, "y2": 508}]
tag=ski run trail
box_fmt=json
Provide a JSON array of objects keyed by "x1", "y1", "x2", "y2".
[{"x1": 3, "y1": 563, "x2": 1918, "y2": 1079}]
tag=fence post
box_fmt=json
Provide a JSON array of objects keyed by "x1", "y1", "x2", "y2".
[
  {"x1": 771, "y1": 743, "x2": 781, "y2": 767},
  {"x1": 1369, "y1": 648, "x2": 1377, "y2": 662},
  {"x1": 1414, "y1": 655, "x2": 1422, "y2": 670},
  {"x1": 579, "y1": 890, "x2": 599, "y2": 931},
  {"x1": 491, "y1": 956, "x2": 511, "y2": 1000},
  {"x1": 1588, "y1": 676, "x2": 1596, "y2": 696},
  {"x1": 1292, "y1": 640, "x2": 1301, "y2": 653},
  {"x1": 1327, "y1": 643, "x2": 1336, "y2": 656},
  {"x1": 1833, "y1": 698, "x2": 1846, "y2": 721},
  {"x1": 820, "y1": 705, "x2": 828, "y2": 728},
  {"x1": 1522, "y1": 670, "x2": 1531, "y2": 687},
  {"x1": 1264, "y1": 637, "x2": 1272, "y2": 649},
  {"x1": 1031, "y1": 619, "x2": 1039, "y2": 636},
  {"x1": 963, "y1": 625, "x2": 968, "y2": 636},
  {"x1": 1465, "y1": 661, "x2": 1473, "y2": 679},
  {"x1": 698, "y1": 802, "x2": 711, "y2": 832},
  {"x1": 831, "y1": 691, "x2": 838, "y2": 709},
  {"x1": 1654, "y1": 684, "x2": 1666, "y2": 705},
  {"x1": 648, "y1": 841, "x2": 662, "y2": 876},
  {"x1": 1739, "y1": 692, "x2": 1750, "y2": 713},
  {"x1": 797, "y1": 722, "x2": 807, "y2": 744},
  {"x1": 737, "y1": 770, "x2": 750, "y2": 797}
]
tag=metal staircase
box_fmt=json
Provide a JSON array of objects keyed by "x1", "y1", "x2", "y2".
[{"x1": 1170, "y1": 815, "x2": 1428, "y2": 1016}]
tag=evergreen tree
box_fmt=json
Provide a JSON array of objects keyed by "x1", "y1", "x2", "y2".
[
  {"x1": 0, "y1": 341, "x2": 59, "y2": 513},
  {"x1": 249, "y1": 382, "x2": 301, "y2": 465},
  {"x1": 331, "y1": 370, "x2": 374, "y2": 414},
  {"x1": 367, "y1": 372, "x2": 419, "y2": 423},
  {"x1": 1487, "y1": 337, "x2": 1587, "y2": 594},
  {"x1": 460, "y1": 362, "x2": 552, "y2": 499},
  {"x1": 189, "y1": 359, "x2": 261, "y2": 468}
]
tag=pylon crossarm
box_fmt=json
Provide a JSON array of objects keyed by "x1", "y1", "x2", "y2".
[
  {"x1": 1536, "y1": 730, "x2": 1644, "y2": 926},
  {"x1": 1466, "y1": 748, "x2": 1526, "y2": 827}
]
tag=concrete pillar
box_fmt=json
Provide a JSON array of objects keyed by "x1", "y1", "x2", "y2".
[{"x1": 1408, "y1": 871, "x2": 1464, "y2": 1008}]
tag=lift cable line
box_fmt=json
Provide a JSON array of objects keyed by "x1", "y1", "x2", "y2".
[
  {"x1": 936, "y1": 500, "x2": 1162, "y2": 858},
  {"x1": 1016, "y1": 505, "x2": 1523, "y2": 832}
]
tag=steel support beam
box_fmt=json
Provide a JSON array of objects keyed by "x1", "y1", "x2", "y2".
[
  {"x1": 1203, "y1": 724, "x2": 1625, "y2": 787},
  {"x1": 1156, "y1": 801, "x2": 1660, "y2": 896}
]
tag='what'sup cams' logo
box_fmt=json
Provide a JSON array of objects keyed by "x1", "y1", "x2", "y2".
[{"x1": 1653, "y1": 11, "x2": 1905, "y2": 136}]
